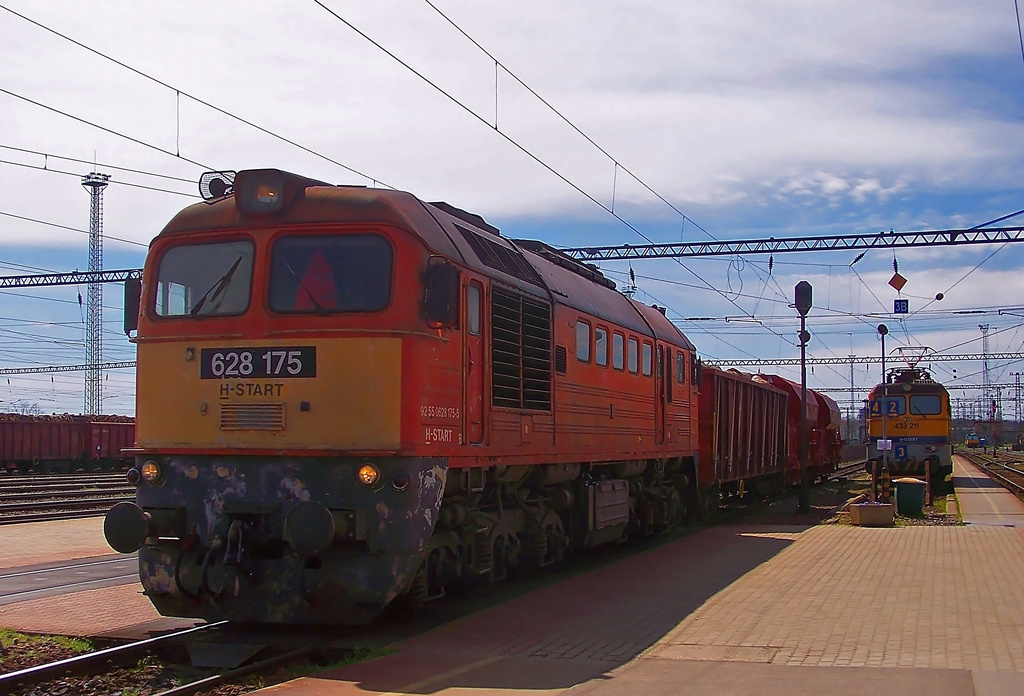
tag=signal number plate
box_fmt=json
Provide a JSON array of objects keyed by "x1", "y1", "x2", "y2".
[{"x1": 200, "y1": 347, "x2": 316, "y2": 379}]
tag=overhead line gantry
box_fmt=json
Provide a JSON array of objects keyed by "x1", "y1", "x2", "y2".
[
  {"x1": 705, "y1": 352, "x2": 1024, "y2": 367},
  {"x1": 559, "y1": 226, "x2": 1024, "y2": 260},
  {"x1": 1, "y1": 225, "x2": 1023, "y2": 288}
]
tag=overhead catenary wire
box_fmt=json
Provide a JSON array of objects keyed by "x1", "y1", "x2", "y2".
[
  {"x1": 420, "y1": 0, "x2": 717, "y2": 243},
  {"x1": 311, "y1": 0, "x2": 796, "y2": 348},
  {"x1": 0, "y1": 210, "x2": 148, "y2": 248},
  {"x1": 0, "y1": 145, "x2": 196, "y2": 184},
  {"x1": 4, "y1": 4, "x2": 1019, "y2": 407},
  {"x1": 0, "y1": 4, "x2": 392, "y2": 189}
]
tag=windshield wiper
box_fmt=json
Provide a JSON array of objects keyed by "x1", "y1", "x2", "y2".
[
  {"x1": 281, "y1": 257, "x2": 326, "y2": 313},
  {"x1": 190, "y1": 256, "x2": 243, "y2": 316}
]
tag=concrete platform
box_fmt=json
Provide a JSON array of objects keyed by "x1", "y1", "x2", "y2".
[
  {"x1": 953, "y1": 455, "x2": 1024, "y2": 527},
  {"x1": 262, "y1": 523, "x2": 1024, "y2": 695}
]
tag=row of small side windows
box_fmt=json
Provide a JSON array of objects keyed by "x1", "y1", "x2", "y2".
[{"x1": 575, "y1": 320, "x2": 686, "y2": 383}]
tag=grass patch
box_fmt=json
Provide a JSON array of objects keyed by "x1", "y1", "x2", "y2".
[
  {"x1": 269, "y1": 645, "x2": 393, "y2": 685},
  {"x1": 0, "y1": 628, "x2": 92, "y2": 671},
  {"x1": 0, "y1": 628, "x2": 91, "y2": 653}
]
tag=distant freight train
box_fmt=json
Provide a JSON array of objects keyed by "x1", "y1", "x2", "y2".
[
  {"x1": 0, "y1": 414, "x2": 135, "y2": 473},
  {"x1": 103, "y1": 169, "x2": 842, "y2": 625}
]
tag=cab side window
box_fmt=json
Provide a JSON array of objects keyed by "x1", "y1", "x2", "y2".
[
  {"x1": 595, "y1": 327, "x2": 608, "y2": 367},
  {"x1": 576, "y1": 320, "x2": 591, "y2": 362}
]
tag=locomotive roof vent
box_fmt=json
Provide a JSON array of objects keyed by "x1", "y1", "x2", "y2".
[
  {"x1": 429, "y1": 201, "x2": 501, "y2": 235},
  {"x1": 514, "y1": 239, "x2": 616, "y2": 290},
  {"x1": 199, "y1": 169, "x2": 331, "y2": 215}
]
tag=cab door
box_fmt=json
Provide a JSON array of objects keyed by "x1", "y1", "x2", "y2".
[
  {"x1": 655, "y1": 343, "x2": 667, "y2": 445},
  {"x1": 463, "y1": 280, "x2": 485, "y2": 444}
]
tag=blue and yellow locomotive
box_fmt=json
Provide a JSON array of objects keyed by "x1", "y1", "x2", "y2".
[{"x1": 865, "y1": 367, "x2": 952, "y2": 485}]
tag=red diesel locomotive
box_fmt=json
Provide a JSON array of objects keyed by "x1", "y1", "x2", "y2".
[
  {"x1": 105, "y1": 169, "x2": 705, "y2": 624},
  {"x1": 104, "y1": 169, "x2": 843, "y2": 624}
]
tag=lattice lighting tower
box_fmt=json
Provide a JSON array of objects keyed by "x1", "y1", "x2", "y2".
[
  {"x1": 980, "y1": 324, "x2": 991, "y2": 420},
  {"x1": 82, "y1": 172, "x2": 110, "y2": 415}
]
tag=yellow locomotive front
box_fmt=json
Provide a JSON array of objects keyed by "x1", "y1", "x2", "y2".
[
  {"x1": 866, "y1": 367, "x2": 952, "y2": 485},
  {"x1": 104, "y1": 170, "x2": 460, "y2": 623}
]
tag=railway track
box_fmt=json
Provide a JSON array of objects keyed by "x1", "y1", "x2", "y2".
[
  {"x1": 827, "y1": 460, "x2": 866, "y2": 480},
  {"x1": 957, "y1": 450, "x2": 1024, "y2": 499},
  {"x1": 0, "y1": 472, "x2": 133, "y2": 524},
  {"x1": 0, "y1": 620, "x2": 358, "y2": 696}
]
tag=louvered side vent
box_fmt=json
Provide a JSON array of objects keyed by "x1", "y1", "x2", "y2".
[
  {"x1": 220, "y1": 403, "x2": 286, "y2": 431},
  {"x1": 491, "y1": 289, "x2": 552, "y2": 410},
  {"x1": 554, "y1": 345, "x2": 567, "y2": 375},
  {"x1": 456, "y1": 224, "x2": 544, "y2": 287}
]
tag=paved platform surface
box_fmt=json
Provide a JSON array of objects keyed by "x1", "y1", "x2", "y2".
[
  {"x1": 0, "y1": 466, "x2": 1022, "y2": 694},
  {"x1": 0, "y1": 516, "x2": 114, "y2": 569},
  {"x1": 954, "y1": 455, "x2": 1024, "y2": 527},
  {"x1": 263, "y1": 522, "x2": 1024, "y2": 696},
  {"x1": 0, "y1": 516, "x2": 195, "y2": 637}
]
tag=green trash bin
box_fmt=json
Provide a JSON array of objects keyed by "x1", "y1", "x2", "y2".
[{"x1": 894, "y1": 477, "x2": 926, "y2": 516}]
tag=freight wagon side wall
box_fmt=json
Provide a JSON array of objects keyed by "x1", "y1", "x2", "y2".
[
  {"x1": 699, "y1": 369, "x2": 788, "y2": 491},
  {"x1": 0, "y1": 421, "x2": 86, "y2": 463},
  {"x1": 813, "y1": 392, "x2": 843, "y2": 471},
  {"x1": 87, "y1": 422, "x2": 136, "y2": 462},
  {"x1": 760, "y1": 374, "x2": 822, "y2": 482}
]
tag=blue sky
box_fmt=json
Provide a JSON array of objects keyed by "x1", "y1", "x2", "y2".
[{"x1": 1, "y1": 0, "x2": 1023, "y2": 417}]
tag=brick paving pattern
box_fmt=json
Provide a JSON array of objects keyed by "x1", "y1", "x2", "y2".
[
  {"x1": 268, "y1": 523, "x2": 1024, "y2": 695},
  {"x1": 0, "y1": 582, "x2": 192, "y2": 636},
  {"x1": 658, "y1": 525, "x2": 1024, "y2": 671},
  {"x1": 0, "y1": 517, "x2": 112, "y2": 569}
]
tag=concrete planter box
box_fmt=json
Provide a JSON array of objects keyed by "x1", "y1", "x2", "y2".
[{"x1": 850, "y1": 503, "x2": 894, "y2": 527}]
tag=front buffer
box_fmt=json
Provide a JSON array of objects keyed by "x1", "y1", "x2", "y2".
[{"x1": 104, "y1": 454, "x2": 447, "y2": 624}]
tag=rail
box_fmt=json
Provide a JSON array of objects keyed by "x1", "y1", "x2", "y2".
[
  {"x1": 0, "y1": 622, "x2": 224, "y2": 692},
  {"x1": 957, "y1": 450, "x2": 1024, "y2": 498}
]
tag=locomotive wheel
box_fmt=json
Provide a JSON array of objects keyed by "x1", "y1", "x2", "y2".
[
  {"x1": 389, "y1": 569, "x2": 428, "y2": 617},
  {"x1": 539, "y1": 510, "x2": 567, "y2": 566}
]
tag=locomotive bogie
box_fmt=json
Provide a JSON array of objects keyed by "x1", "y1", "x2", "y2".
[{"x1": 121, "y1": 453, "x2": 447, "y2": 624}]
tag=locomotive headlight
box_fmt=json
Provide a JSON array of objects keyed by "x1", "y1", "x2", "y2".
[
  {"x1": 140, "y1": 460, "x2": 163, "y2": 484},
  {"x1": 357, "y1": 463, "x2": 381, "y2": 487},
  {"x1": 256, "y1": 184, "x2": 280, "y2": 205}
]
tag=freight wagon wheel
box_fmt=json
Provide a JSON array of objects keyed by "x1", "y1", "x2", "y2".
[{"x1": 697, "y1": 485, "x2": 720, "y2": 522}]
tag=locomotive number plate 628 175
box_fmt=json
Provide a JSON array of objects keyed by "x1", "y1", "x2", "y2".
[{"x1": 200, "y1": 347, "x2": 317, "y2": 379}]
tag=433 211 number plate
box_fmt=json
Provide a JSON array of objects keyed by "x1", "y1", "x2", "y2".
[{"x1": 200, "y1": 347, "x2": 316, "y2": 379}]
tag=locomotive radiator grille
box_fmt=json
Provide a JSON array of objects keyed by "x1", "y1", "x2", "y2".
[{"x1": 220, "y1": 402, "x2": 286, "y2": 430}]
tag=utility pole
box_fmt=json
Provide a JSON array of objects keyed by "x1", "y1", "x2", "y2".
[
  {"x1": 82, "y1": 172, "x2": 110, "y2": 416},
  {"x1": 849, "y1": 353, "x2": 856, "y2": 441},
  {"x1": 1013, "y1": 372, "x2": 1022, "y2": 424}
]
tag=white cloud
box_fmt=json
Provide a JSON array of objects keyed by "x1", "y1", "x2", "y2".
[{"x1": 0, "y1": 0, "x2": 1022, "y2": 413}]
